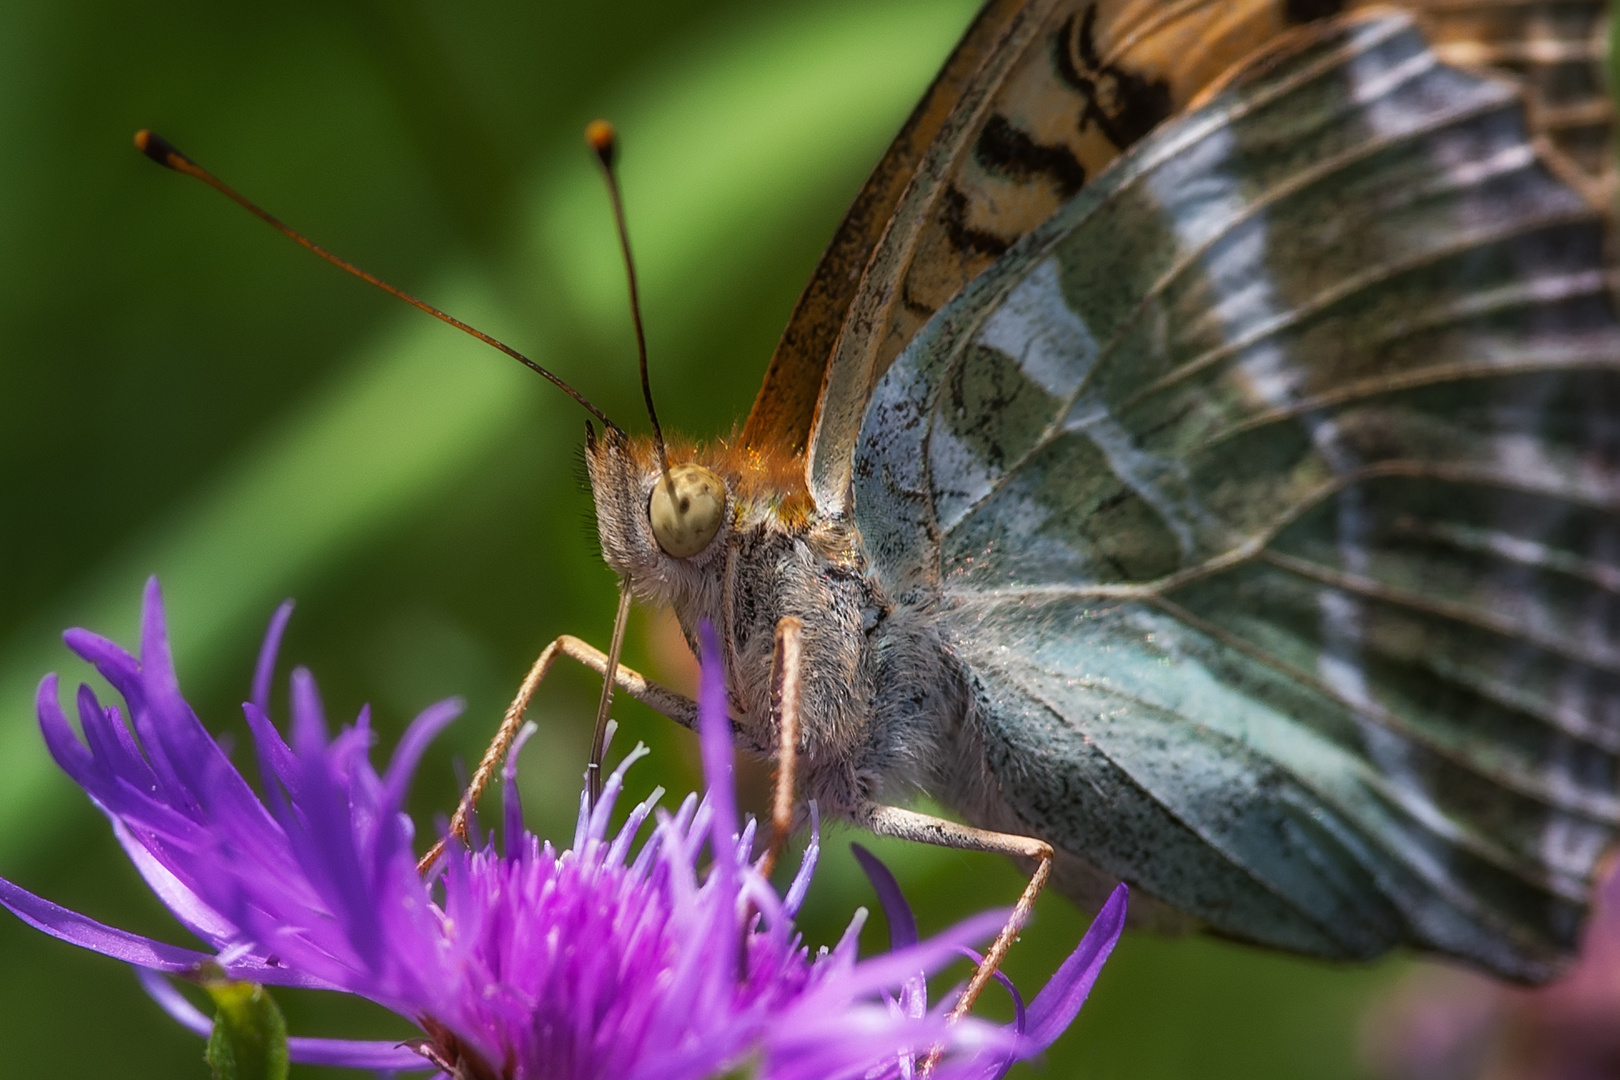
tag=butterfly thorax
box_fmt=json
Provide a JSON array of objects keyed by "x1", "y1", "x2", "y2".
[{"x1": 585, "y1": 428, "x2": 971, "y2": 814}]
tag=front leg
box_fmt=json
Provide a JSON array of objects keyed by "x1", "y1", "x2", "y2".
[{"x1": 418, "y1": 634, "x2": 699, "y2": 873}]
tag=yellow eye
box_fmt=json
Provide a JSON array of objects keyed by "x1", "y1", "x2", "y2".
[{"x1": 649, "y1": 464, "x2": 725, "y2": 558}]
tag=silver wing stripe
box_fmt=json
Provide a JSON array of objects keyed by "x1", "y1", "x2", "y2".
[
  {"x1": 942, "y1": 58, "x2": 1540, "y2": 544},
  {"x1": 1132, "y1": 597, "x2": 1601, "y2": 891}
]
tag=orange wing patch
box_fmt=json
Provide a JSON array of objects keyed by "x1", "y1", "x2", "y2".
[
  {"x1": 897, "y1": 1, "x2": 1307, "y2": 331},
  {"x1": 739, "y1": 0, "x2": 1029, "y2": 461}
]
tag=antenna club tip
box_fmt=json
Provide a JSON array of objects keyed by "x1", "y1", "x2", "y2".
[
  {"x1": 584, "y1": 119, "x2": 617, "y2": 168},
  {"x1": 133, "y1": 129, "x2": 186, "y2": 170}
]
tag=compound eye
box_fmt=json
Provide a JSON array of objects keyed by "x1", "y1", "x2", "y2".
[{"x1": 649, "y1": 463, "x2": 725, "y2": 558}]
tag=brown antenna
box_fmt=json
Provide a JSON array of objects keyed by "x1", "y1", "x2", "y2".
[
  {"x1": 584, "y1": 120, "x2": 669, "y2": 476},
  {"x1": 133, "y1": 129, "x2": 621, "y2": 433}
]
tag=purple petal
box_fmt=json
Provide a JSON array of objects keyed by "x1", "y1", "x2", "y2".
[
  {"x1": 1022, "y1": 882, "x2": 1127, "y2": 1049},
  {"x1": 61, "y1": 628, "x2": 140, "y2": 695},
  {"x1": 949, "y1": 945, "x2": 1024, "y2": 1080},
  {"x1": 0, "y1": 873, "x2": 334, "y2": 990},
  {"x1": 139, "y1": 577, "x2": 181, "y2": 702},
  {"x1": 36, "y1": 675, "x2": 95, "y2": 785},
  {"x1": 123, "y1": 581, "x2": 267, "y2": 824},
  {"x1": 252, "y1": 600, "x2": 295, "y2": 717},
  {"x1": 125, "y1": 587, "x2": 222, "y2": 794},
  {"x1": 63, "y1": 622, "x2": 187, "y2": 797},
  {"x1": 241, "y1": 702, "x2": 299, "y2": 806},
  {"x1": 818, "y1": 909, "x2": 1010, "y2": 1005},
  {"x1": 766, "y1": 1007, "x2": 1014, "y2": 1080},
  {"x1": 851, "y1": 842, "x2": 928, "y2": 1021},
  {"x1": 136, "y1": 968, "x2": 210, "y2": 1036},
  {"x1": 780, "y1": 804, "x2": 819, "y2": 916},
  {"x1": 502, "y1": 722, "x2": 539, "y2": 859},
  {"x1": 329, "y1": 715, "x2": 377, "y2": 784},
  {"x1": 283, "y1": 671, "x2": 382, "y2": 968},
  {"x1": 606, "y1": 759, "x2": 659, "y2": 869},
  {"x1": 108, "y1": 816, "x2": 237, "y2": 944},
  {"x1": 951, "y1": 946, "x2": 1024, "y2": 1033},
  {"x1": 381, "y1": 698, "x2": 463, "y2": 814},
  {"x1": 76, "y1": 687, "x2": 154, "y2": 789},
  {"x1": 290, "y1": 667, "x2": 330, "y2": 752},
  {"x1": 828, "y1": 906, "x2": 868, "y2": 970},
  {"x1": 591, "y1": 744, "x2": 651, "y2": 864},
  {"x1": 851, "y1": 844, "x2": 918, "y2": 950},
  {"x1": 0, "y1": 874, "x2": 217, "y2": 973},
  {"x1": 288, "y1": 1036, "x2": 429, "y2": 1069}
]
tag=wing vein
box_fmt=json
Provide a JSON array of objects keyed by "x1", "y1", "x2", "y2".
[
  {"x1": 1258, "y1": 548, "x2": 1620, "y2": 678},
  {"x1": 1141, "y1": 594, "x2": 1614, "y2": 859},
  {"x1": 1121, "y1": 197, "x2": 1598, "y2": 411},
  {"x1": 1190, "y1": 342, "x2": 1620, "y2": 455},
  {"x1": 942, "y1": 81, "x2": 1548, "y2": 540}
]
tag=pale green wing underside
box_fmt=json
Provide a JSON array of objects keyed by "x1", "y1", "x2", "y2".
[{"x1": 854, "y1": 11, "x2": 1620, "y2": 981}]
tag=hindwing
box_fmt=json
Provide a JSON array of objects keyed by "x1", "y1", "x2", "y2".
[{"x1": 854, "y1": 10, "x2": 1620, "y2": 980}]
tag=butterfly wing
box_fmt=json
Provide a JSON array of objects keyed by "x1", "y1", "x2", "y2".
[
  {"x1": 744, "y1": 0, "x2": 1360, "y2": 505},
  {"x1": 747, "y1": 0, "x2": 1611, "y2": 515},
  {"x1": 854, "y1": 10, "x2": 1620, "y2": 980},
  {"x1": 1367, "y1": 0, "x2": 1614, "y2": 208},
  {"x1": 738, "y1": 0, "x2": 1029, "y2": 463}
]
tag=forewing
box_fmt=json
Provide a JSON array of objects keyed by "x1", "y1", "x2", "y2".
[
  {"x1": 738, "y1": 0, "x2": 1029, "y2": 463},
  {"x1": 749, "y1": 0, "x2": 1612, "y2": 514},
  {"x1": 744, "y1": 0, "x2": 1367, "y2": 506},
  {"x1": 855, "y1": 11, "x2": 1620, "y2": 980}
]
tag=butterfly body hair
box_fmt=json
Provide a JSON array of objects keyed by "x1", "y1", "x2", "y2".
[{"x1": 587, "y1": 427, "x2": 971, "y2": 817}]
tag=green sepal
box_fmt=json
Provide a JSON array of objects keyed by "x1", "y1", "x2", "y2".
[
  {"x1": 710, "y1": 1051, "x2": 763, "y2": 1080},
  {"x1": 201, "y1": 979, "x2": 289, "y2": 1080}
]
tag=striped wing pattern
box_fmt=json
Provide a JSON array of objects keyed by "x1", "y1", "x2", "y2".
[
  {"x1": 754, "y1": 0, "x2": 1612, "y2": 515},
  {"x1": 1373, "y1": 0, "x2": 1614, "y2": 207},
  {"x1": 748, "y1": 0, "x2": 1359, "y2": 505},
  {"x1": 854, "y1": 11, "x2": 1620, "y2": 979},
  {"x1": 810, "y1": 0, "x2": 1356, "y2": 511}
]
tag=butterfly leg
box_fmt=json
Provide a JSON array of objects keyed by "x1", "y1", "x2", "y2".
[
  {"x1": 417, "y1": 634, "x2": 698, "y2": 873},
  {"x1": 859, "y1": 803, "x2": 1054, "y2": 1021},
  {"x1": 756, "y1": 616, "x2": 803, "y2": 880}
]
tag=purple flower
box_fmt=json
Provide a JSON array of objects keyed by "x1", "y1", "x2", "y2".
[{"x1": 0, "y1": 579, "x2": 1127, "y2": 1078}]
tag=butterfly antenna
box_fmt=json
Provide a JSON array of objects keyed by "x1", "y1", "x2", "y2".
[
  {"x1": 585, "y1": 120, "x2": 670, "y2": 477},
  {"x1": 132, "y1": 129, "x2": 621, "y2": 433}
]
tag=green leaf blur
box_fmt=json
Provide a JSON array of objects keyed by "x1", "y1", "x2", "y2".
[
  {"x1": 204, "y1": 982, "x2": 290, "y2": 1080},
  {"x1": 0, "y1": 1, "x2": 1466, "y2": 1077}
]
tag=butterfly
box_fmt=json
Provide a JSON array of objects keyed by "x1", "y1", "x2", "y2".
[
  {"x1": 571, "y1": 0, "x2": 1620, "y2": 986},
  {"x1": 139, "y1": 0, "x2": 1620, "y2": 987}
]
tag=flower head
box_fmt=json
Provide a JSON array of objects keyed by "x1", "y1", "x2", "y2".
[{"x1": 0, "y1": 579, "x2": 1126, "y2": 1078}]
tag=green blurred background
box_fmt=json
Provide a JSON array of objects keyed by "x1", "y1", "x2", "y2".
[{"x1": 0, "y1": 0, "x2": 1440, "y2": 1075}]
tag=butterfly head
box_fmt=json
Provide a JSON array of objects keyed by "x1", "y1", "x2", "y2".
[
  {"x1": 585, "y1": 426, "x2": 727, "y2": 611},
  {"x1": 585, "y1": 424, "x2": 814, "y2": 602}
]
